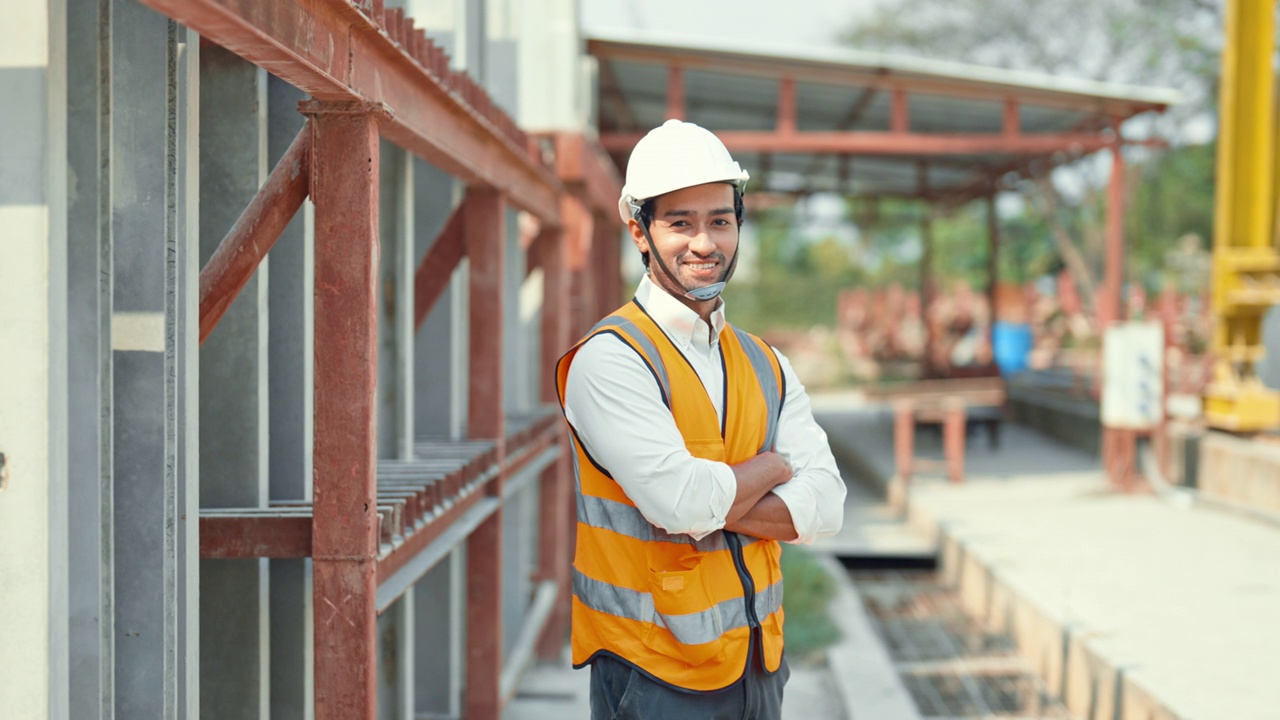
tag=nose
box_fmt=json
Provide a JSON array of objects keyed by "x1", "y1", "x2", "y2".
[{"x1": 688, "y1": 229, "x2": 715, "y2": 255}]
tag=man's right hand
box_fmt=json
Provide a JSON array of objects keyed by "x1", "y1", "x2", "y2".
[{"x1": 725, "y1": 452, "x2": 793, "y2": 526}]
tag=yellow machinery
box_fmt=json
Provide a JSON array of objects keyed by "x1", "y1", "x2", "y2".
[{"x1": 1205, "y1": 0, "x2": 1280, "y2": 430}]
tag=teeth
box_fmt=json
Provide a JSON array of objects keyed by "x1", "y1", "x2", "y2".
[{"x1": 688, "y1": 263, "x2": 716, "y2": 269}]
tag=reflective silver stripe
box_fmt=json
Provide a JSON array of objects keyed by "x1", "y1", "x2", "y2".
[
  {"x1": 574, "y1": 570, "x2": 786, "y2": 647},
  {"x1": 754, "y1": 576, "x2": 785, "y2": 621},
  {"x1": 577, "y1": 493, "x2": 727, "y2": 553},
  {"x1": 732, "y1": 327, "x2": 781, "y2": 453},
  {"x1": 575, "y1": 568, "x2": 766, "y2": 647},
  {"x1": 589, "y1": 316, "x2": 671, "y2": 404}
]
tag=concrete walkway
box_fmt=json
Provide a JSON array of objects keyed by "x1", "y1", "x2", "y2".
[{"x1": 819, "y1": 401, "x2": 1280, "y2": 720}]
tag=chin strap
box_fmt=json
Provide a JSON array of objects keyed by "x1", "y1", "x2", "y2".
[{"x1": 640, "y1": 223, "x2": 738, "y2": 301}]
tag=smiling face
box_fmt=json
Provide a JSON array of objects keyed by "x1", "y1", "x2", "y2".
[{"x1": 628, "y1": 182, "x2": 740, "y2": 318}]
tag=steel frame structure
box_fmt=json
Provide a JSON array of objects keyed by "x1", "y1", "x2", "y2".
[
  {"x1": 590, "y1": 37, "x2": 1171, "y2": 382},
  {"x1": 132, "y1": 1, "x2": 623, "y2": 717}
]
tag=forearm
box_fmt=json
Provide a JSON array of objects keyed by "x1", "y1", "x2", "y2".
[
  {"x1": 723, "y1": 493, "x2": 798, "y2": 541},
  {"x1": 726, "y1": 452, "x2": 792, "y2": 526}
]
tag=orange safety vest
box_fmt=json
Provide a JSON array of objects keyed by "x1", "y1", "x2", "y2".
[{"x1": 555, "y1": 299, "x2": 787, "y2": 692}]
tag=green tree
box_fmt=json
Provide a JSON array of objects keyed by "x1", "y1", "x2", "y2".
[{"x1": 841, "y1": 0, "x2": 1222, "y2": 307}]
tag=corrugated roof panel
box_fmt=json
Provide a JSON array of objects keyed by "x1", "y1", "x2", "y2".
[
  {"x1": 908, "y1": 94, "x2": 1003, "y2": 134},
  {"x1": 683, "y1": 68, "x2": 779, "y2": 131},
  {"x1": 796, "y1": 81, "x2": 892, "y2": 132}
]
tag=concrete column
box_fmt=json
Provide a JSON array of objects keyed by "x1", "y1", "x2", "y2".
[
  {"x1": 378, "y1": 142, "x2": 416, "y2": 461},
  {"x1": 64, "y1": 0, "x2": 113, "y2": 715},
  {"x1": 516, "y1": 0, "x2": 583, "y2": 130},
  {"x1": 108, "y1": 3, "x2": 200, "y2": 716},
  {"x1": 414, "y1": 549, "x2": 466, "y2": 717},
  {"x1": 266, "y1": 74, "x2": 316, "y2": 720},
  {"x1": 0, "y1": 0, "x2": 68, "y2": 716},
  {"x1": 502, "y1": 209, "x2": 535, "y2": 658},
  {"x1": 503, "y1": 209, "x2": 530, "y2": 416},
  {"x1": 413, "y1": 159, "x2": 466, "y2": 439},
  {"x1": 410, "y1": 158, "x2": 467, "y2": 716},
  {"x1": 376, "y1": 591, "x2": 415, "y2": 720},
  {"x1": 197, "y1": 43, "x2": 271, "y2": 720},
  {"x1": 375, "y1": 140, "x2": 416, "y2": 718}
]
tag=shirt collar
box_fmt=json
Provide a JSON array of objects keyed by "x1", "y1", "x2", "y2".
[{"x1": 634, "y1": 274, "x2": 727, "y2": 349}]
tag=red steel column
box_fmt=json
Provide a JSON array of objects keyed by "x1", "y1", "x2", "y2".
[
  {"x1": 1101, "y1": 141, "x2": 1126, "y2": 328},
  {"x1": 893, "y1": 400, "x2": 915, "y2": 484},
  {"x1": 986, "y1": 192, "x2": 1000, "y2": 355},
  {"x1": 666, "y1": 65, "x2": 685, "y2": 121},
  {"x1": 1100, "y1": 140, "x2": 1128, "y2": 487},
  {"x1": 302, "y1": 100, "x2": 385, "y2": 720},
  {"x1": 593, "y1": 219, "x2": 621, "y2": 316},
  {"x1": 536, "y1": 223, "x2": 572, "y2": 660},
  {"x1": 465, "y1": 185, "x2": 505, "y2": 720},
  {"x1": 943, "y1": 400, "x2": 966, "y2": 484}
]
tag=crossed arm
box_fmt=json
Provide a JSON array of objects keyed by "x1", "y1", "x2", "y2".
[
  {"x1": 723, "y1": 452, "x2": 799, "y2": 542},
  {"x1": 563, "y1": 335, "x2": 844, "y2": 546}
]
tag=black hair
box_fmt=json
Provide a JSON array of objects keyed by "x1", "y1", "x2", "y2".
[{"x1": 636, "y1": 187, "x2": 745, "y2": 268}]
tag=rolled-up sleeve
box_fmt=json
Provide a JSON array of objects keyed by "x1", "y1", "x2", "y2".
[
  {"x1": 563, "y1": 335, "x2": 736, "y2": 540},
  {"x1": 768, "y1": 352, "x2": 846, "y2": 544}
]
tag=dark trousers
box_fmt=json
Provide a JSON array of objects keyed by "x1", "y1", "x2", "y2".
[{"x1": 589, "y1": 651, "x2": 789, "y2": 720}]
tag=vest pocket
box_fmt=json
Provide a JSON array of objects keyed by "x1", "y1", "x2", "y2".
[{"x1": 645, "y1": 562, "x2": 724, "y2": 666}]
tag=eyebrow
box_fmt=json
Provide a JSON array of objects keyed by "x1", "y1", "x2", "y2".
[{"x1": 662, "y1": 207, "x2": 735, "y2": 218}]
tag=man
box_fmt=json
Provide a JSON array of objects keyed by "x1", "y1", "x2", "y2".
[{"x1": 556, "y1": 119, "x2": 846, "y2": 719}]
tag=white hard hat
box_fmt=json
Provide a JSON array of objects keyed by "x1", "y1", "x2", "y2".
[{"x1": 617, "y1": 119, "x2": 749, "y2": 224}]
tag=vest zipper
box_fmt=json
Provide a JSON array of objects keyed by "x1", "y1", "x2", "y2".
[{"x1": 725, "y1": 531, "x2": 759, "y2": 629}]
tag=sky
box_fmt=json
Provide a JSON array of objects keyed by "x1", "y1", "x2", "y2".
[{"x1": 580, "y1": 0, "x2": 886, "y2": 51}]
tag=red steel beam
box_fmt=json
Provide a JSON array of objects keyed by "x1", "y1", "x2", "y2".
[
  {"x1": 666, "y1": 65, "x2": 685, "y2": 121},
  {"x1": 138, "y1": 0, "x2": 562, "y2": 222},
  {"x1": 599, "y1": 130, "x2": 1117, "y2": 156},
  {"x1": 413, "y1": 201, "x2": 467, "y2": 330},
  {"x1": 304, "y1": 100, "x2": 383, "y2": 720},
  {"x1": 199, "y1": 124, "x2": 310, "y2": 343},
  {"x1": 200, "y1": 514, "x2": 312, "y2": 558},
  {"x1": 464, "y1": 185, "x2": 505, "y2": 720}
]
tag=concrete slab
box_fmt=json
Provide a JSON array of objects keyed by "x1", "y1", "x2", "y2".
[
  {"x1": 813, "y1": 474, "x2": 937, "y2": 561},
  {"x1": 823, "y1": 400, "x2": 1280, "y2": 720}
]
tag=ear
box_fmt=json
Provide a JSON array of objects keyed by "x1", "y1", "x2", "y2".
[{"x1": 626, "y1": 218, "x2": 649, "y2": 254}]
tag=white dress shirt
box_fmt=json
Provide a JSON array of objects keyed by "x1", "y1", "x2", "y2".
[{"x1": 563, "y1": 274, "x2": 846, "y2": 544}]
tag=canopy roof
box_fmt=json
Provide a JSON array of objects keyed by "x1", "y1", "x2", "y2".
[{"x1": 588, "y1": 30, "x2": 1180, "y2": 202}]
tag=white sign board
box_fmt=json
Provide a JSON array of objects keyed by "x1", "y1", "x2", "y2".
[{"x1": 1102, "y1": 322, "x2": 1164, "y2": 429}]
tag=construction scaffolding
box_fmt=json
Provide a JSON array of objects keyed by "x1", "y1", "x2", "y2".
[{"x1": 3, "y1": 1, "x2": 618, "y2": 718}]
